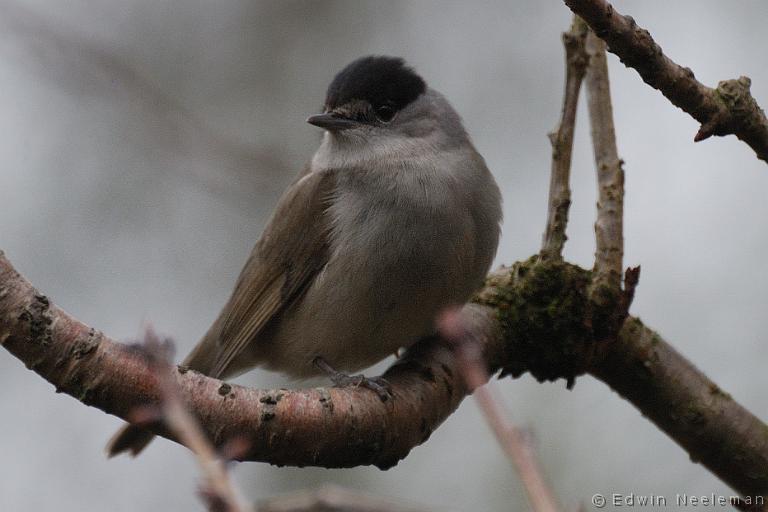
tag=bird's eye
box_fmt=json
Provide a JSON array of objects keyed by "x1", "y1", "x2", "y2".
[{"x1": 375, "y1": 105, "x2": 396, "y2": 122}]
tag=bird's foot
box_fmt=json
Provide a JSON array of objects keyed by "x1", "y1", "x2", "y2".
[{"x1": 312, "y1": 356, "x2": 392, "y2": 402}]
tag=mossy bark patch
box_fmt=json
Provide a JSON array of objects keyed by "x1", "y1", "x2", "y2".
[{"x1": 474, "y1": 257, "x2": 597, "y2": 384}]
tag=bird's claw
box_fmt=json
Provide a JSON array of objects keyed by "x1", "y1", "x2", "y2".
[
  {"x1": 334, "y1": 374, "x2": 392, "y2": 402},
  {"x1": 313, "y1": 357, "x2": 392, "y2": 401}
]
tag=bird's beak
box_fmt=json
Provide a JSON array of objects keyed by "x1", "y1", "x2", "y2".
[{"x1": 306, "y1": 112, "x2": 358, "y2": 131}]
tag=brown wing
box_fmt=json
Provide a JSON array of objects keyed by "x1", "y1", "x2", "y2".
[{"x1": 203, "y1": 168, "x2": 336, "y2": 377}]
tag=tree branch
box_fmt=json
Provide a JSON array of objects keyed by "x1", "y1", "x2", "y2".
[
  {"x1": 139, "y1": 329, "x2": 252, "y2": 512},
  {"x1": 2, "y1": 250, "x2": 768, "y2": 497},
  {"x1": 563, "y1": 0, "x2": 768, "y2": 163},
  {"x1": 0, "y1": 250, "x2": 501, "y2": 470},
  {"x1": 541, "y1": 17, "x2": 589, "y2": 260},
  {"x1": 476, "y1": 258, "x2": 768, "y2": 499},
  {"x1": 593, "y1": 318, "x2": 768, "y2": 498},
  {"x1": 439, "y1": 310, "x2": 561, "y2": 512}
]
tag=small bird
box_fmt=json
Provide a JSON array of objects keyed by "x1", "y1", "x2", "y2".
[{"x1": 107, "y1": 55, "x2": 502, "y2": 457}]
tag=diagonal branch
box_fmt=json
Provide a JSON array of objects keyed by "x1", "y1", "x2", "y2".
[
  {"x1": 476, "y1": 259, "x2": 768, "y2": 500},
  {"x1": 541, "y1": 17, "x2": 589, "y2": 261},
  {"x1": 439, "y1": 310, "x2": 561, "y2": 512},
  {"x1": 563, "y1": 0, "x2": 768, "y2": 163},
  {"x1": 140, "y1": 330, "x2": 253, "y2": 512},
  {"x1": 593, "y1": 318, "x2": 768, "y2": 499}
]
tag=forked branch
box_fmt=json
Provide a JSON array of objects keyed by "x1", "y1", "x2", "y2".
[{"x1": 563, "y1": 0, "x2": 768, "y2": 163}]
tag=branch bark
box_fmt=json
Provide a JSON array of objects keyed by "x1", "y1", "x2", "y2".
[
  {"x1": 0, "y1": 250, "x2": 500, "y2": 470},
  {"x1": 593, "y1": 318, "x2": 768, "y2": 498},
  {"x1": 2, "y1": 251, "x2": 768, "y2": 497},
  {"x1": 139, "y1": 330, "x2": 252, "y2": 512},
  {"x1": 563, "y1": 0, "x2": 768, "y2": 163},
  {"x1": 475, "y1": 258, "x2": 768, "y2": 501}
]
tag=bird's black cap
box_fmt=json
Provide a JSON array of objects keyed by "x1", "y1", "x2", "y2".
[{"x1": 324, "y1": 56, "x2": 426, "y2": 114}]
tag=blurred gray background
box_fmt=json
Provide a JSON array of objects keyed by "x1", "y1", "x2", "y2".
[{"x1": 1, "y1": 1, "x2": 767, "y2": 510}]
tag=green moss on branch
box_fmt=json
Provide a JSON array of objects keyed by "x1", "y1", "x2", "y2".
[{"x1": 475, "y1": 257, "x2": 600, "y2": 386}]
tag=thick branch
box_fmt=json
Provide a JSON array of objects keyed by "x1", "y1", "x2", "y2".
[
  {"x1": 0, "y1": 250, "x2": 501, "y2": 470},
  {"x1": 593, "y1": 318, "x2": 768, "y2": 498},
  {"x1": 2, "y1": 251, "x2": 768, "y2": 497},
  {"x1": 541, "y1": 17, "x2": 588, "y2": 260},
  {"x1": 563, "y1": 0, "x2": 768, "y2": 163},
  {"x1": 475, "y1": 258, "x2": 768, "y2": 499},
  {"x1": 584, "y1": 30, "x2": 625, "y2": 293}
]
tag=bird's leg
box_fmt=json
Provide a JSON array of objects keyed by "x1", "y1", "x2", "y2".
[{"x1": 312, "y1": 356, "x2": 392, "y2": 401}]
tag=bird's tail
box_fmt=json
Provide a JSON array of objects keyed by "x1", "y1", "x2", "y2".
[{"x1": 106, "y1": 425, "x2": 156, "y2": 458}]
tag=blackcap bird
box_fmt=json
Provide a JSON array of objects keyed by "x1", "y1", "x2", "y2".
[{"x1": 107, "y1": 55, "x2": 502, "y2": 456}]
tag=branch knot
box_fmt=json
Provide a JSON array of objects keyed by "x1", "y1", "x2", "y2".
[{"x1": 475, "y1": 258, "x2": 597, "y2": 386}]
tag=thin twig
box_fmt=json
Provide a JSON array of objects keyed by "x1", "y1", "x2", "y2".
[
  {"x1": 541, "y1": 16, "x2": 589, "y2": 260},
  {"x1": 257, "y1": 484, "x2": 430, "y2": 512},
  {"x1": 584, "y1": 30, "x2": 624, "y2": 293},
  {"x1": 142, "y1": 329, "x2": 253, "y2": 512},
  {"x1": 438, "y1": 309, "x2": 561, "y2": 512},
  {"x1": 563, "y1": 0, "x2": 768, "y2": 163}
]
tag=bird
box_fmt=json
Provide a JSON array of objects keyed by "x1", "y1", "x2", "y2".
[{"x1": 107, "y1": 55, "x2": 502, "y2": 457}]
